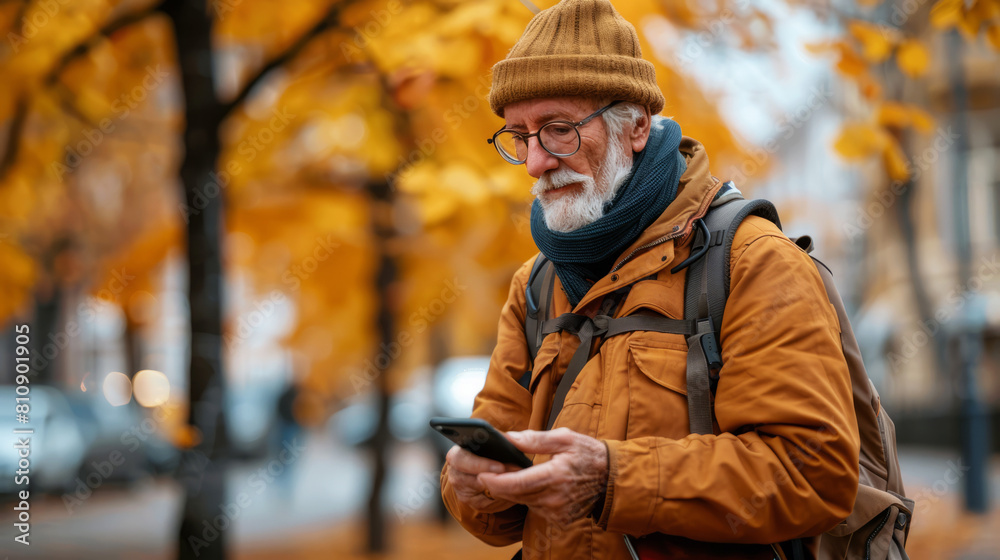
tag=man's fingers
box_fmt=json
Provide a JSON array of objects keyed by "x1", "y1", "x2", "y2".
[
  {"x1": 450, "y1": 469, "x2": 486, "y2": 494},
  {"x1": 506, "y1": 428, "x2": 576, "y2": 454},
  {"x1": 446, "y1": 445, "x2": 506, "y2": 474},
  {"x1": 478, "y1": 462, "x2": 555, "y2": 497}
]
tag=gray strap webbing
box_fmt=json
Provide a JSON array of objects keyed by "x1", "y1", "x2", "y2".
[
  {"x1": 686, "y1": 332, "x2": 715, "y2": 435},
  {"x1": 681, "y1": 194, "x2": 782, "y2": 435},
  {"x1": 700, "y1": 199, "x2": 753, "y2": 342},
  {"x1": 541, "y1": 313, "x2": 587, "y2": 336},
  {"x1": 542, "y1": 314, "x2": 697, "y2": 338},
  {"x1": 683, "y1": 220, "x2": 716, "y2": 434},
  {"x1": 605, "y1": 315, "x2": 696, "y2": 337},
  {"x1": 542, "y1": 312, "x2": 697, "y2": 429},
  {"x1": 701, "y1": 198, "x2": 782, "y2": 342},
  {"x1": 545, "y1": 317, "x2": 597, "y2": 429},
  {"x1": 536, "y1": 263, "x2": 556, "y2": 353},
  {"x1": 523, "y1": 256, "x2": 550, "y2": 363}
]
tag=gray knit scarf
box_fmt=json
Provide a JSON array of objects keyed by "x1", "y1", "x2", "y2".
[{"x1": 530, "y1": 116, "x2": 686, "y2": 306}]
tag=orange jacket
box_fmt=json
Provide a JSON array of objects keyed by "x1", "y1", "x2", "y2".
[{"x1": 440, "y1": 137, "x2": 860, "y2": 559}]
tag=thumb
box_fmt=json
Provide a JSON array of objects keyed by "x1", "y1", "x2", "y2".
[{"x1": 506, "y1": 429, "x2": 573, "y2": 454}]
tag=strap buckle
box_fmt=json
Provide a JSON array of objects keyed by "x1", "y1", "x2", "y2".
[
  {"x1": 697, "y1": 317, "x2": 723, "y2": 375},
  {"x1": 591, "y1": 315, "x2": 611, "y2": 337}
]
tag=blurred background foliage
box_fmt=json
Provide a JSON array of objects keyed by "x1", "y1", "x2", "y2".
[{"x1": 0, "y1": 0, "x2": 999, "y2": 558}]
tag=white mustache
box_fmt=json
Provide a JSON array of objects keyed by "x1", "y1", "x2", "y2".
[{"x1": 531, "y1": 166, "x2": 595, "y2": 197}]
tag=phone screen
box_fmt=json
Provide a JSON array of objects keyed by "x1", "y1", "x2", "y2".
[{"x1": 430, "y1": 417, "x2": 533, "y2": 468}]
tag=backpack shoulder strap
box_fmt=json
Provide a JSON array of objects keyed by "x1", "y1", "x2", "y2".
[
  {"x1": 518, "y1": 255, "x2": 553, "y2": 390},
  {"x1": 681, "y1": 183, "x2": 781, "y2": 434},
  {"x1": 685, "y1": 188, "x2": 782, "y2": 348}
]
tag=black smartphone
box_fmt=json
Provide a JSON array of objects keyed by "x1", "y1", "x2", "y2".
[{"x1": 429, "y1": 417, "x2": 533, "y2": 469}]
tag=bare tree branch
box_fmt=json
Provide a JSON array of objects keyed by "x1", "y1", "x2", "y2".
[
  {"x1": 52, "y1": 81, "x2": 98, "y2": 127},
  {"x1": 222, "y1": 1, "x2": 349, "y2": 118},
  {"x1": 0, "y1": 96, "x2": 27, "y2": 178},
  {"x1": 0, "y1": 3, "x2": 164, "y2": 180},
  {"x1": 9, "y1": 0, "x2": 31, "y2": 35},
  {"x1": 44, "y1": 1, "x2": 166, "y2": 86}
]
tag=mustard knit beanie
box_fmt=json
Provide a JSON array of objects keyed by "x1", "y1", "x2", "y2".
[{"x1": 488, "y1": 0, "x2": 665, "y2": 117}]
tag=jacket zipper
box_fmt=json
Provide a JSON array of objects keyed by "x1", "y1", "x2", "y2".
[
  {"x1": 864, "y1": 509, "x2": 893, "y2": 560},
  {"x1": 609, "y1": 228, "x2": 686, "y2": 274}
]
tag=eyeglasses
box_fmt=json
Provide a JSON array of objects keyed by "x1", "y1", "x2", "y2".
[{"x1": 487, "y1": 101, "x2": 621, "y2": 165}]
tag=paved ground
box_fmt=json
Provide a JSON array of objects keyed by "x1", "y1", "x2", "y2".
[
  {"x1": 1, "y1": 432, "x2": 998, "y2": 559},
  {"x1": 897, "y1": 447, "x2": 1000, "y2": 560}
]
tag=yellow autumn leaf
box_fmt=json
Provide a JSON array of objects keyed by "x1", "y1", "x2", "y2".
[
  {"x1": 956, "y1": 6, "x2": 983, "y2": 38},
  {"x1": 806, "y1": 40, "x2": 870, "y2": 78},
  {"x1": 433, "y1": 36, "x2": 483, "y2": 77},
  {"x1": 876, "y1": 102, "x2": 911, "y2": 129},
  {"x1": 849, "y1": 21, "x2": 894, "y2": 62},
  {"x1": 833, "y1": 122, "x2": 889, "y2": 160},
  {"x1": 857, "y1": 73, "x2": 883, "y2": 100},
  {"x1": 875, "y1": 102, "x2": 934, "y2": 133},
  {"x1": 973, "y1": 0, "x2": 1000, "y2": 19},
  {"x1": 930, "y1": 0, "x2": 964, "y2": 28},
  {"x1": 896, "y1": 39, "x2": 930, "y2": 78},
  {"x1": 988, "y1": 24, "x2": 1000, "y2": 50},
  {"x1": 834, "y1": 42, "x2": 869, "y2": 77},
  {"x1": 440, "y1": 163, "x2": 489, "y2": 205},
  {"x1": 804, "y1": 41, "x2": 836, "y2": 54},
  {"x1": 419, "y1": 190, "x2": 461, "y2": 225}
]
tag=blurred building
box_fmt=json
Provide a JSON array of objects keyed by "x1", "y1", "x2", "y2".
[
  {"x1": 697, "y1": 2, "x2": 1000, "y2": 446},
  {"x1": 847, "y1": 17, "x2": 1000, "y2": 443}
]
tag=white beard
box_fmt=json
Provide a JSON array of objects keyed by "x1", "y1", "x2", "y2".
[{"x1": 531, "y1": 136, "x2": 634, "y2": 233}]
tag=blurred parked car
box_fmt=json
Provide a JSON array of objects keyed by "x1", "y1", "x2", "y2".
[
  {"x1": 66, "y1": 392, "x2": 179, "y2": 483},
  {"x1": 0, "y1": 385, "x2": 88, "y2": 496},
  {"x1": 0, "y1": 385, "x2": 180, "y2": 499},
  {"x1": 227, "y1": 378, "x2": 284, "y2": 459}
]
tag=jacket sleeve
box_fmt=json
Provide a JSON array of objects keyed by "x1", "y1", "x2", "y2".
[
  {"x1": 439, "y1": 257, "x2": 537, "y2": 546},
  {"x1": 596, "y1": 217, "x2": 861, "y2": 544}
]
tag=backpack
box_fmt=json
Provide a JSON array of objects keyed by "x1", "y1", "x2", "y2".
[{"x1": 517, "y1": 181, "x2": 914, "y2": 560}]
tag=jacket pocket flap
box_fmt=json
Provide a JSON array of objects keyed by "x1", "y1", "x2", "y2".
[
  {"x1": 618, "y1": 280, "x2": 683, "y2": 320},
  {"x1": 628, "y1": 340, "x2": 688, "y2": 395},
  {"x1": 826, "y1": 485, "x2": 912, "y2": 537}
]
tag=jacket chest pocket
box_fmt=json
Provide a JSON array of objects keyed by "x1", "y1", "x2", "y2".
[{"x1": 625, "y1": 334, "x2": 692, "y2": 440}]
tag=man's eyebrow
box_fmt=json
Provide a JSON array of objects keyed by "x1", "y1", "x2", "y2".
[
  {"x1": 536, "y1": 110, "x2": 574, "y2": 122},
  {"x1": 505, "y1": 110, "x2": 578, "y2": 132}
]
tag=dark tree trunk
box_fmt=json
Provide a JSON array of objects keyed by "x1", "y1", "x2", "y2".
[
  {"x1": 32, "y1": 286, "x2": 62, "y2": 385},
  {"x1": 429, "y1": 324, "x2": 451, "y2": 524},
  {"x1": 124, "y1": 320, "x2": 141, "y2": 376},
  {"x1": 365, "y1": 180, "x2": 397, "y2": 553},
  {"x1": 162, "y1": 1, "x2": 229, "y2": 558},
  {"x1": 895, "y1": 180, "x2": 949, "y2": 387}
]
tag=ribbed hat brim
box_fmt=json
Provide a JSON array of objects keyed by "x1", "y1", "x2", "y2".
[{"x1": 489, "y1": 54, "x2": 664, "y2": 117}]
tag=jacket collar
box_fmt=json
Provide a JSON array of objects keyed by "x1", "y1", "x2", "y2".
[{"x1": 570, "y1": 136, "x2": 722, "y2": 312}]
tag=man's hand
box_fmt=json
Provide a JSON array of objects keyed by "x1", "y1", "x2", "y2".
[
  {"x1": 445, "y1": 444, "x2": 522, "y2": 513},
  {"x1": 478, "y1": 428, "x2": 608, "y2": 526}
]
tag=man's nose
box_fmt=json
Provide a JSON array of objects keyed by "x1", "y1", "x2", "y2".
[{"x1": 524, "y1": 136, "x2": 560, "y2": 179}]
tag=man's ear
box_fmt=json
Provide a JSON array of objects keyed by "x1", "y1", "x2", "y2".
[{"x1": 629, "y1": 107, "x2": 653, "y2": 152}]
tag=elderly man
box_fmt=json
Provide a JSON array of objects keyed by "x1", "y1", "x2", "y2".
[{"x1": 439, "y1": 0, "x2": 860, "y2": 558}]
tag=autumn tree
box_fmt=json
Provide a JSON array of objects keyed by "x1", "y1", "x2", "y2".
[{"x1": 7, "y1": 0, "x2": 995, "y2": 554}]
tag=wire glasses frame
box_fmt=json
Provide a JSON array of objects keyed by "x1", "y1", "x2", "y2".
[{"x1": 487, "y1": 101, "x2": 622, "y2": 165}]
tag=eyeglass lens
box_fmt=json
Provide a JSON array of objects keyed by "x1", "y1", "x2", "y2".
[{"x1": 494, "y1": 122, "x2": 581, "y2": 163}]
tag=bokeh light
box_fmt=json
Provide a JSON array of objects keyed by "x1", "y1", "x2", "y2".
[
  {"x1": 133, "y1": 369, "x2": 171, "y2": 407},
  {"x1": 102, "y1": 371, "x2": 132, "y2": 406}
]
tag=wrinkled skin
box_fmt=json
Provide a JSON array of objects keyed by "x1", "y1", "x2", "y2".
[{"x1": 444, "y1": 427, "x2": 608, "y2": 526}]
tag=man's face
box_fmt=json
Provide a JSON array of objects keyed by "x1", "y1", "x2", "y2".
[{"x1": 502, "y1": 97, "x2": 634, "y2": 233}]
